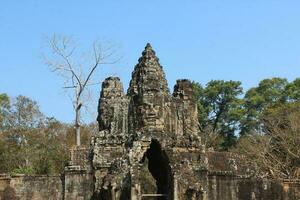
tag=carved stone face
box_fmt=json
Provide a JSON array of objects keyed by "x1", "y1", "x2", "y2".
[
  {"x1": 98, "y1": 104, "x2": 113, "y2": 130},
  {"x1": 137, "y1": 94, "x2": 164, "y2": 130}
]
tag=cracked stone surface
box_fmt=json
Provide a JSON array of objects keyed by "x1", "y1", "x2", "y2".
[
  {"x1": 1, "y1": 44, "x2": 299, "y2": 200},
  {"x1": 91, "y1": 43, "x2": 204, "y2": 200}
]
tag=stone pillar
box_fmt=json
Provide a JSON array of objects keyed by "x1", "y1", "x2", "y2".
[
  {"x1": 111, "y1": 185, "x2": 116, "y2": 200},
  {"x1": 191, "y1": 191, "x2": 197, "y2": 200},
  {"x1": 131, "y1": 184, "x2": 141, "y2": 200},
  {"x1": 173, "y1": 174, "x2": 179, "y2": 200}
]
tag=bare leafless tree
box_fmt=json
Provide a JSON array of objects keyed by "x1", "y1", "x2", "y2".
[
  {"x1": 44, "y1": 34, "x2": 119, "y2": 146},
  {"x1": 234, "y1": 103, "x2": 300, "y2": 179}
]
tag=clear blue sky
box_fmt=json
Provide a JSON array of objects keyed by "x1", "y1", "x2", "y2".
[{"x1": 1, "y1": 1, "x2": 300, "y2": 123}]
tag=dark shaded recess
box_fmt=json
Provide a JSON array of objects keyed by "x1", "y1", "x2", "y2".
[
  {"x1": 99, "y1": 187, "x2": 112, "y2": 200},
  {"x1": 142, "y1": 139, "x2": 173, "y2": 200},
  {"x1": 119, "y1": 184, "x2": 131, "y2": 200},
  {"x1": 185, "y1": 189, "x2": 203, "y2": 200}
]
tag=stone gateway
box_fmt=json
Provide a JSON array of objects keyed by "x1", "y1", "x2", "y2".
[
  {"x1": 1, "y1": 44, "x2": 299, "y2": 200},
  {"x1": 86, "y1": 43, "x2": 300, "y2": 200},
  {"x1": 92, "y1": 43, "x2": 203, "y2": 199}
]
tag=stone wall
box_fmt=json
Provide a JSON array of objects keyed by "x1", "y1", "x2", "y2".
[
  {"x1": 0, "y1": 172, "x2": 94, "y2": 200},
  {"x1": 0, "y1": 146, "x2": 93, "y2": 200},
  {"x1": 206, "y1": 174, "x2": 300, "y2": 200},
  {"x1": 1, "y1": 173, "x2": 299, "y2": 199},
  {"x1": 64, "y1": 171, "x2": 94, "y2": 200},
  {"x1": 0, "y1": 175, "x2": 62, "y2": 200},
  {"x1": 64, "y1": 146, "x2": 94, "y2": 200}
]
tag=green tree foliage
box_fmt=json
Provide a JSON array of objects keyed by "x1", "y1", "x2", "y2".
[
  {"x1": 240, "y1": 78, "x2": 288, "y2": 135},
  {"x1": 0, "y1": 94, "x2": 93, "y2": 175},
  {"x1": 28, "y1": 118, "x2": 69, "y2": 174},
  {"x1": 0, "y1": 131, "x2": 24, "y2": 173},
  {"x1": 285, "y1": 78, "x2": 300, "y2": 102},
  {"x1": 10, "y1": 95, "x2": 45, "y2": 129},
  {"x1": 193, "y1": 80, "x2": 243, "y2": 150},
  {"x1": 0, "y1": 93, "x2": 10, "y2": 129},
  {"x1": 4, "y1": 95, "x2": 46, "y2": 170},
  {"x1": 193, "y1": 77, "x2": 300, "y2": 151}
]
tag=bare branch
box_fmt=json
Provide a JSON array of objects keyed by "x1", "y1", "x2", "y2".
[{"x1": 44, "y1": 34, "x2": 120, "y2": 146}]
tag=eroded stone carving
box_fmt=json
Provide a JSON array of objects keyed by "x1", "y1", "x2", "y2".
[{"x1": 91, "y1": 43, "x2": 205, "y2": 200}]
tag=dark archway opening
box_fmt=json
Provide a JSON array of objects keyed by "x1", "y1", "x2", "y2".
[{"x1": 140, "y1": 139, "x2": 173, "y2": 200}]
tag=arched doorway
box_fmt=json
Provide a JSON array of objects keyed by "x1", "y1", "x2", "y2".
[{"x1": 139, "y1": 139, "x2": 173, "y2": 200}]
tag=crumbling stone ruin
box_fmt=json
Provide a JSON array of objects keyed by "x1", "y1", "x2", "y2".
[
  {"x1": 87, "y1": 43, "x2": 300, "y2": 200},
  {"x1": 92, "y1": 43, "x2": 203, "y2": 199},
  {"x1": 1, "y1": 44, "x2": 300, "y2": 200}
]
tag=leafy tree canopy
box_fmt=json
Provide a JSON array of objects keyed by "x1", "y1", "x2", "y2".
[{"x1": 193, "y1": 80, "x2": 243, "y2": 150}]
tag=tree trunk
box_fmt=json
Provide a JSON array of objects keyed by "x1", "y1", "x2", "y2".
[
  {"x1": 75, "y1": 96, "x2": 81, "y2": 146},
  {"x1": 76, "y1": 124, "x2": 80, "y2": 146}
]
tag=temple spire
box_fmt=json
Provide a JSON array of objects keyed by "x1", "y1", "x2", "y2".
[
  {"x1": 145, "y1": 42, "x2": 152, "y2": 49},
  {"x1": 128, "y1": 43, "x2": 169, "y2": 95},
  {"x1": 127, "y1": 43, "x2": 170, "y2": 133},
  {"x1": 141, "y1": 42, "x2": 156, "y2": 60}
]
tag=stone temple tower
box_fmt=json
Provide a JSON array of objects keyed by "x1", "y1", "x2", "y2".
[
  {"x1": 91, "y1": 43, "x2": 205, "y2": 200},
  {"x1": 54, "y1": 44, "x2": 300, "y2": 200},
  {"x1": 128, "y1": 43, "x2": 170, "y2": 136},
  {"x1": 1, "y1": 43, "x2": 296, "y2": 200}
]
